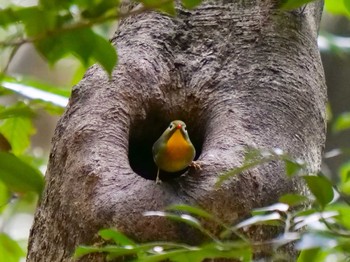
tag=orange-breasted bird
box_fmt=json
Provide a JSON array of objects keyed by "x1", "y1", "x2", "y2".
[{"x1": 152, "y1": 120, "x2": 196, "y2": 184}]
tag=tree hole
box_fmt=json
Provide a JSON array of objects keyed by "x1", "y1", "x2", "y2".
[{"x1": 128, "y1": 108, "x2": 204, "y2": 182}]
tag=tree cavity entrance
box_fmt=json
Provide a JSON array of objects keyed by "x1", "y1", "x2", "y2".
[{"x1": 128, "y1": 113, "x2": 204, "y2": 182}]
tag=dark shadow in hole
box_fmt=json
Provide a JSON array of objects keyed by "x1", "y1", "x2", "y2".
[{"x1": 128, "y1": 108, "x2": 204, "y2": 181}]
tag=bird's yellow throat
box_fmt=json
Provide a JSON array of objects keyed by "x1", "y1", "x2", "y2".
[{"x1": 166, "y1": 129, "x2": 190, "y2": 160}]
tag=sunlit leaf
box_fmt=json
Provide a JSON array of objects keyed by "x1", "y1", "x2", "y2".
[
  {"x1": 0, "y1": 102, "x2": 35, "y2": 119},
  {"x1": 296, "y1": 233, "x2": 337, "y2": 250},
  {"x1": 29, "y1": 99, "x2": 65, "y2": 115},
  {"x1": 0, "y1": 8, "x2": 20, "y2": 28},
  {"x1": 35, "y1": 28, "x2": 117, "y2": 76},
  {"x1": 252, "y1": 203, "x2": 289, "y2": 215},
  {"x1": 136, "y1": 242, "x2": 252, "y2": 262},
  {"x1": 297, "y1": 248, "x2": 326, "y2": 262},
  {"x1": 279, "y1": 194, "x2": 309, "y2": 206},
  {"x1": 99, "y1": 229, "x2": 136, "y2": 246},
  {"x1": 293, "y1": 211, "x2": 338, "y2": 230},
  {"x1": 143, "y1": 211, "x2": 219, "y2": 241},
  {"x1": 2, "y1": 75, "x2": 70, "y2": 97},
  {"x1": 144, "y1": 211, "x2": 203, "y2": 231},
  {"x1": 0, "y1": 181, "x2": 11, "y2": 213},
  {"x1": 339, "y1": 161, "x2": 350, "y2": 194},
  {"x1": 1, "y1": 77, "x2": 69, "y2": 108},
  {"x1": 216, "y1": 153, "x2": 269, "y2": 186},
  {"x1": 274, "y1": 232, "x2": 300, "y2": 248},
  {"x1": 235, "y1": 212, "x2": 282, "y2": 229},
  {"x1": 217, "y1": 148, "x2": 293, "y2": 186},
  {"x1": 92, "y1": 33, "x2": 118, "y2": 75},
  {"x1": 17, "y1": 6, "x2": 58, "y2": 36},
  {"x1": 81, "y1": 0, "x2": 120, "y2": 18},
  {"x1": 166, "y1": 204, "x2": 214, "y2": 219},
  {"x1": 181, "y1": 0, "x2": 202, "y2": 9},
  {"x1": 333, "y1": 112, "x2": 350, "y2": 133},
  {"x1": 326, "y1": 204, "x2": 350, "y2": 230},
  {"x1": 303, "y1": 175, "x2": 334, "y2": 208},
  {"x1": 39, "y1": 0, "x2": 72, "y2": 9},
  {"x1": 323, "y1": 148, "x2": 342, "y2": 159},
  {"x1": 74, "y1": 245, "x2": 140, "y2": 258},
  {"x1": 325, "y1": 0, "x2": 350, "y2": 18},
  {"x1": 0, "y1": 152, "x2": 44, "y2": 195},
  {"x1": 0, "y1": 117, "x2": 35, "y2": 155},
  {"x1": 139, "y1": 0, "x2": 176, "y2": 16},
  {"x1": 0, "y1": 233, "x2": 25, "y2": 262},
  {"x1": 285, "y1": 159, "x2": 304, "y2": 177}
]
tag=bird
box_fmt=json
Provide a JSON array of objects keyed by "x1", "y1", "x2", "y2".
[{"x1": 152, "y1": 120, "x2": 196, "y2": 184}]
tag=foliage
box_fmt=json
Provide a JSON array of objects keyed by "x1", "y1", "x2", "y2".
[
  {"x1": 0, "y1": 0, "x2": 350, "y2": 261},
  {"x1": 325, "y1": 0, "x2": 350, "y2": 18},
  {"x1": 74, "y1": 150, "x2": 350, "y2": 261}
]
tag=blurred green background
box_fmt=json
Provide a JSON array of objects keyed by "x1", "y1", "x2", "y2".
[{"x1": 1, "y1": 0, "x2": 350, "y2": 261}]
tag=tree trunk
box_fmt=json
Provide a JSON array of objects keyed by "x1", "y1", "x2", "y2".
[{"x1": 27, "y1": 0, "x2": 326, "y2": 261}]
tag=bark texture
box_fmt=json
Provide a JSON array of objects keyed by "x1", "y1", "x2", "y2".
[{"x1": 27, "y1": 0, "x2": 326, "y2": 261}]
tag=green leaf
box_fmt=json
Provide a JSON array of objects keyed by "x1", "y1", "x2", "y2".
[
  {"x1": 216, "y1": 150, "x2": 272, "y2": 186},
  {"x1": 0, "y1": 233, "x2": 25, "y2": 262},
  {"x1": 35, "y1": 28, "x2": 117, "y2": 75},
  {"x1": 39, "y1": 0, "x2": 73, "y2": 10},
  {"x1": 297, "y1": 248, "x2": 323, "y2": 262},
  {"x1": 235, "y1": 212, "x2": 282, "y2": 229},
  {"x1": 134, "y1": 242, "x2": 251, "y2": 262},
  {"x1": 0, "y1": 117, "x2": 35, "y2": 155},
  {"x1": 280, "y1": 0, "x2": 316, "y2": 10},
  {"x1": 92, "y1": 33, "x2": 118, "y2": 75},
  {"x1": 285, "y1": 159, "x2": 304, "y2": 177},
  {"x1": 0, "y1": 133, "x2": 11, "y2": 152},
  {"x1": 144, "y1": 211, "x2": 204, "y2": 232},
  {"x1": 139, "y1": 0, "x2": 176, "y2": 16},
  {"x1": 279, "y1": 193, "x2": 309, "y2": 206},
  {"x1": 2, "y1": 75, "x2": 71, "y2": 98},
  {"x1": 166, "y1": 204, "x2": 214, "y2": 219},
  {"x1": 1, "y1": 76, "x2": 69, "y2": 108},
  {"x1": 0, "y1": 181, "x2": 11, "y2": 213},
  {"x1": 252, "y1": 203, "x2": 289, "y2": 215},
  {"x1": 74, "y1": 245, "x2": 140, "y2": 258},
  {"x1": 339, "y1": 161, "x2": 350, "y2": 194},
  {"x1": 158, "y1": 2, "x2": 176, "y2": 15},
  {"x1": 296, "y1": 232, "x2": 337, "y2": 250},
  {"x1": 0, "y1": 103, "x2": 35, "y2": 119},
  {"x1": 181, "y1": 0, "x2": 202, "y2": 9},
  {"x1": 16, "y1": 6, "x2": 59, "y2": 36},
  {"x1": 344, "y1": 0, "x2": 350, "y2": 13},
  {"x1": 333, "y1": 112, "x2": 350, "y2": 133},
  {"x1": 80, "y1": 0, "x2": 120, "y2": 18},
  {"x1": 293, "y1": 211, "x2": 338, "y2": 230},
  {"x1": 143, "y1": 211, "x2": 218, "y2": 241},
  {"x1": 0, "y1": 8, "x2": 20, "y2": 28},
  {"x1": 0, "y1": 152, "x2": 44, "y2": 195},
  {"x1": 99, "y1": 229, "x2": 136, "y2": 246},
  {"x1": 326, "y1": 203, "x2": 350, "y2": 230},
  {"x1": 29, "y1": 99, "x2": 65, "y2": 115},
  {"x1": 74, "y1": 246, "x2": 104, "y2": 258},
  {"x1": 303, "y1": 175, "x2": 334, "y2": 208},
  {"x1": 325, "y1": 0, "x2": 350, "y2": 18}
]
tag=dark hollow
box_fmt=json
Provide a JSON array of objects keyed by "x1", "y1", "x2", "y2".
[{"x1": 128, "y1": 109, "x2": 204, "y2": 181}]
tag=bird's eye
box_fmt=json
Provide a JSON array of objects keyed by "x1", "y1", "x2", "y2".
[
  {"x1": 169, "y1": 124, "x2": 173, "y2": 129},
  {"x1": 183, "y1": 126, "x2": 187, "y2": 131}
]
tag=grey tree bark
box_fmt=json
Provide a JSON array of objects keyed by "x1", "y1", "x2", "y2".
[{"x1": 27, "y1": 0, "x2": 326, "y2": 261}]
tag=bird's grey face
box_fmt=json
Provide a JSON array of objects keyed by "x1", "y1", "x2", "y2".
[{"x1": 169, "y1": 121, "x2": 188, "y2": 136}]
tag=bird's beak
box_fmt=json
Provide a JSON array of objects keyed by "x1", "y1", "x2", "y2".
[{"x1": 176, "y1": 124, "x2": 182, "y2": 129}]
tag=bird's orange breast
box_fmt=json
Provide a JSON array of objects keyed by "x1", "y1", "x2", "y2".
[{"x1": 165, "y1": 129, "x2": 191, "y2": 161}]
